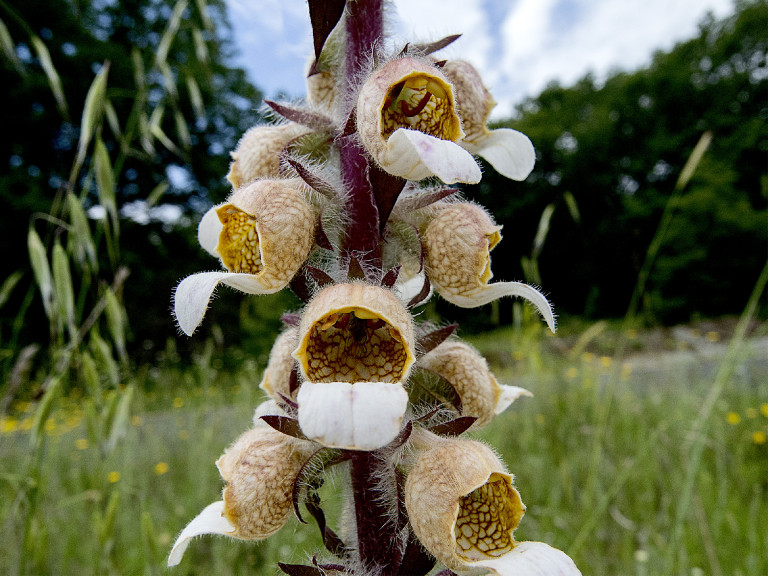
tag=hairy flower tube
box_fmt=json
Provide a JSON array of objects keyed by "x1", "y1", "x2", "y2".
[
  {"x1": 226, "y1": 122, "x2": 310, "y2": 188},
  {"x1": 293, "y1": 283, "x2": 414, "y2": 450},
  {"x1": 423, "y1": 202, "x2": 555, "y2": 331},
  {"x1": 417, "y1": 340, "x2": 531, "y2": 427},
  {"x1": 442, "y1": 60, "x2": 535, "y2": 181},
  {"x1": 168, "y1": 426, "x2": 317, "y2": 567},
  {"x1": 174, "y1": 179, "x2": 315, "y2": 335},
  {"x1": 307, "y1": 69, "x2": 338, "y2": 110},
  {"x1": 356, "y1": 57, "x2": 481, "y2": 184},
  {"x1": 405, "y1": 435, "x2": 581, "y2": 575},
  {"x1": 259, "y1": 326, "x2": 300, "y2": 403}
]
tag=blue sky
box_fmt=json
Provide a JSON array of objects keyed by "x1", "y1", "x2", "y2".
[{"x1": 225, "y1": 0, "x2": 735, "y2": 118}]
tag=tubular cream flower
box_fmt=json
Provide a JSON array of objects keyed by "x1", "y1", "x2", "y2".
[
  {"x1": 356, "y1": 57, "x2": 481, "y2": 184},
  {"x1": 226, "y1": 122, "x2": 310, "y2": 188},
  {"x1": 293, "y1": 283, "x2": 415, "y2": 450},
  {"x1": 174, "y1": 179, "x2": 315, "y2": 335},
  {"x1": 417, "y1": 340, "x2": 531, "y2": 427},
  {"x1": 307, "y1": 69, "x2": 338, "y2": 110},
  {"x1": 405, "y1": 436, "x2": 581, "y2": 575},
  {"x1": 442, "y1": 60, "x2": 535, "y2": 181},
  {"x1": 168, "y1": 427, "x2": 316, "y2": 567},
  {"x1": 259, "y1": 327, "x2": 299, "y2": 403},
  {"x1": 423, "y1": 203, "x2": 555, "y2": 332}
]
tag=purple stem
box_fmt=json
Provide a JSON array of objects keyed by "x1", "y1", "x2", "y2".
[
  {"x1": 350, "y1": 451, "x2": 402, "y2": 574},
  {"x1": 338, "y1": 0, "x2": 385, "y2": 267},
  {"x1": 342, "y1": 2, "x2": 403, "y2": 572}
]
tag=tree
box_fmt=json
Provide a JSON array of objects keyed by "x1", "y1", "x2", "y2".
[
  {"x1": 466, "y1": 0, "x2": 767, "y2": 324},
  {"x1": 0, "y1": 0, "x2": 264, "y2": 353}
]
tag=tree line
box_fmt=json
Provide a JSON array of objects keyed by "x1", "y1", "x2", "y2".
[{"x1": 1, "y1": 0, "x2": 765, "y2": 366}]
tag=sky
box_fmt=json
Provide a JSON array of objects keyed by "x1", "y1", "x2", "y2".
[{"x1": 225, "y1": 0, "x2": 736, "y2": 118}]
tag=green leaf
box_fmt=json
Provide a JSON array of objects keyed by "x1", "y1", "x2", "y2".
[
  {"x1": 155, "y1": 0, "x2": 189, "y2": 67},
  {"x1": 191, "y1": 27, "x2": 208, "y2": 63},
  {"x1": 30, "y1": 376, "x2": 62, "y2": 449},
  {"x1": 98, "y1": 490, "x2": 120, "y2": 547},
  {"x1": 675, "y1": 130, "x2": 713, "y2": 191},
  {"x1": 52, "y1": 242, "x2": 76, "y2": 336},
  {"x1": 93, "y1": 138, "x2": 118, "y2": 231},
  {"x1": 193, "y1": 0, "x2": 214, "y2": 31},
  {"x1": 0, "y1": 270, "x2": 23, "y2": 310},
  {"x1": 27, "y1": 228, "x2": 53, "y2": 319},
  {"x1": 105, "y1": 384, "x2": 134, "y2": 453},
  {"x1": 532, "y1": 203, "x2": 555, "y2": 257},
  {"x1": 66, "y1": 193, "x2": 98, "y2": 271},
  {"x1": 145, "y1": 181, "x2": 169, "y2": 208},
  {"x1": 104, "y1": 287, "x2": 126, "y2": 360},
  {"x1": 90, "y1": 331, "x2": 119, "y2": 389},
  {"x1": 76, "y1": 63, "x2": 110, "y2": 171},
  {"x1": 0, "y1": 18, "x2": 24, "y2": 73},
  {"x1": 185, "y1": 74, "x2": 205, "y2": 120},
  {"x1": 30, "y1": 36, "x2": 68, "y2": 118},
  {"x1": 79, "y1": 351, "x2": 103, "y2": 405},
  {"x1": 174, "y1": 109, "x2": 191, "y2": 149}
]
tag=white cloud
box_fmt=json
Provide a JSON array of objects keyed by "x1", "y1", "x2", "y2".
[
  {"x1": 225, "y1": 0, "x2": 737, "y2": 116},
  {"x1": 391, "y1": 0, "x2": 493, "y2": 78},
  {"x1": 495, "y1": 0, "x2": 735, "y2": 116},
  {"x1": 226, "y1": 0, "x2": 311, "y2": 96}
]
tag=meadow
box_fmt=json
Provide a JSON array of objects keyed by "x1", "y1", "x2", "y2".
[
  {"x1": 1, "y1": 2, "x2": 766, "y2": 574},
  {"x1": 2, "y1": 312, "x2": 766, "y2": 576}
]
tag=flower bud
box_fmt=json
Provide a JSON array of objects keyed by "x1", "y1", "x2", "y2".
[
  {"x1": 168, "y1": 427, "x2": 316, "y2": 566},
  {"x1": 405, "y1": 438, "x2": 524, "y2": 569},
  {"x1": 442, "y1": 60, "x2": 535, "y2": 181},
  {"x1": 216, "y1": 427, "x2": 313, "y2": 538},
  {"x1": 174, "y1": 179, "x2": 315, "y2": 335},
  {"x1": 423, "y1": 202, "x2": 555, "y2": 332},
  {"x1": 259, "y1": 327, "x2": 299, "y2": 402},
  {"x1": 356, "y1": 57, "x2": 481, "y2": 184},
  {"x1": 293, "y1": 283, "x2": 416, "y2": 450},
  {"x1": 423, "y1": 202, "x2": 501, "y2": 295},
  {"x1": 417, "y1": 340, "x2": 531, "y2": 427},
  {"x1": 226, "y1": 123, "x2": 310, "y2": 188}
]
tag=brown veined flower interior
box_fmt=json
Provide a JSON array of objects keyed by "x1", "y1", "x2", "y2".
[
  {"x1": 303, "y1": 308, "x2": 408, "y2": 383},
  {"x1": 380, "y1": 73, "x2": 455, "y2": 141},
  {"x1": 216, "y1": 204, "x2": 262, "y2": 274},
  {"x1": 454, "y1": 473, "x2": 524, "y2": 561}
]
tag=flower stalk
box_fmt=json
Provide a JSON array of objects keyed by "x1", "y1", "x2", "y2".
[
  {"x1": 350, "y1": 451, "x2": 401, "y2": 573},
  {"x1": 339, "y1": 0, "x2": 386, "y2": 261},
  {"x1": 168, "y1": 1, "x2": 580, "y2": 574}
]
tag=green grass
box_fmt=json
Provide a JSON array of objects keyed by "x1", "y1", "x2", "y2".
[{"x1": 1, "y1": 319, "x2": 766, "y2": 575}]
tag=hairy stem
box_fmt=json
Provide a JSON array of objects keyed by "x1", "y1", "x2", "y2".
[
  {"x1": 339, "y1": 0, "x2": 384, "y2": 265},
  {"x1": 350, "y1": 451, "x2": 401, "y2": 574}
]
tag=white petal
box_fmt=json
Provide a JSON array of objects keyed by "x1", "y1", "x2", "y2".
[
  {"x1": 252, "y1": 399, "x2": 287, "y2": 426},
  {"x1": 439, "y1": 281, "x2": 556, "y2": 333},
  {"x1": 474, "y1": 541, "x2": 582, "y2": 576},
  {"x1": 198, "y1": 207, "x2": 223, "y2": 257},
  {"x1": 463, "y1": 128, "x2": 536, "y2": 181},
  {"x1": 167, "y1": 501, "x2": 236, "y2": 567},
  {"x1": 393, "y1": 270, "x2": 433, "y2": 304},
  {"x1": 173, "y1": 271, "x2": 280, "y2": 336},
  {"x1": 296, "y1": 381, "x2": 409, "y2": 451},
  {"x1": 384, "y1": 129, "x2": 482, "y2": 184},
  {"x1": 495, "y1": 385, "x2": 533, "y2": 415}
]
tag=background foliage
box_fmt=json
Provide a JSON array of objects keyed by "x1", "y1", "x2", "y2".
[
  {"x1": 2, "y1": 0, "x2": 765, "y2": 358},
  {"x1": 0, "y1": 0, "x2": 766, "y2": 575},
  {"x1": 461, "y1": 0, "x2": 767, "y2": 328}
]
